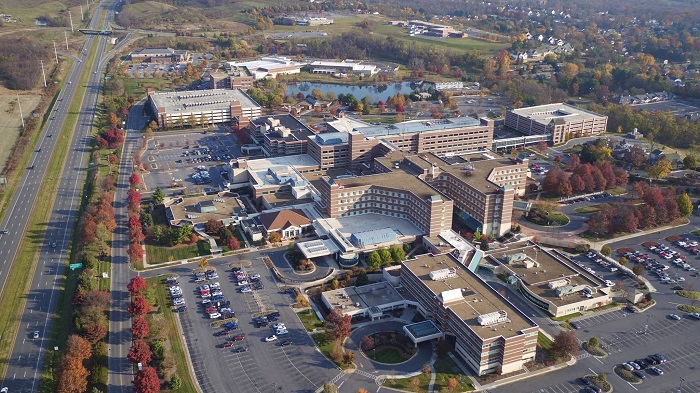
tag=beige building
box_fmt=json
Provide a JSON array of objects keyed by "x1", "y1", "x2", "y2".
[{"x1": 505, "y1": 103, "x2": 608, "y2": 145}]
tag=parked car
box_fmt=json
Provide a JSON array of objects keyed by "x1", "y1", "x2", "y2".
[
  {"x1": 209, "y1": 312, "x2": 221, "y2": 319},
  {"x1": 173, "y1": 306, "x2": 187, "y2": 313},
  {"x1": 649, "y1": 366, "x2": 664, "y2": 375},
  {"x1": 632, "y1": 370, "x2": 646, "y2": 379},
  {"x1": 234, "y1": 346, "x2": 249, "y2": 353},
  {"x1": 667, "y1": 314, "x2": 681, "y2": 320},
  {"x1": 232, "y1": 335, "x2": 245, "y2": 341},
  {"x1": 280, "y1": 340, "x2": 293, "y2": 347},
  {"x1": 265, "y1": 335, "x2": 278, "y2": 342}
]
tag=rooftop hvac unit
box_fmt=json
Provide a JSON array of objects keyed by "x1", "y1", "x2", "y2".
[
  {"x1": 548, "y1": 278, "x2": 569, "y2": 289},
  {"x1": 429, "y1": 268, "x2": 457, "y2": 281},
  {"x1": 477, "y1": 310, "x2": 508, "y2": 326}
]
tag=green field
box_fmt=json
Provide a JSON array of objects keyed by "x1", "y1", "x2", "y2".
[
  {"x1": 382, "y1": 357, "x2": 473, "y2": 392},
  {"x1": 367, "y1": 347, "x2": 405, "y2": 364},
  {"x1": 0, "y1": 0, "x2": 67, "y2": 26},
  {"x1": 145, "y1": 240, "x2": 210, "y2": 265},
  {"x1": 124, "y1": 77, "x2": 173, "y2": 99},
  {"x1": 296, "y1": 309, "x2": 323, "y2": 331}
]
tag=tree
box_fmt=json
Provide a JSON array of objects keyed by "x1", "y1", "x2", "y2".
[
  {"x1": 268, "y1": 232, "x2": 282, "y2": 243},
  {"x1": 683, "y1": 154, "x2": 697, "y2": 170},
  {"x1": 647, "y1": 159, "x2": 671, "y2": 179},
  {"x1": 323, "y1": 382, "x2": 338, "y2": 393},
  {"x1": 204, "y1": 219, "x2": 224, "y2": 234},
  {"x1": 131, "y1": 316, "x2": 150, "y2": 339},
  {"x1": 377, "y1": 247, "x2": 392, "y2": 265},
  {"x1": 447, "y1": 377, "x2": 458, "y2": 392},
  {"x1": 588, "y1": 336, "x2": 600, "y2": 348},
  {"x1": 128, "y1": 276, "x2": 147, "y2": 296},
  {"x1": 643, "y1": 187, "x2": 665, "y2": 207},
  {"x1": 128, "y1": 294, "x2": 149, "y2": 316},
  {"x1": 66, "y1": 334, "x2": 92, "y2": 360},
  {"x1": 57, "y1": 356, "x2": 89, "y2": 393},
  {"x1": 199, "y1": 258, "x2": 209, "y2": 269},
  {"x1": 677, "y1": 193, "x2": 693, "y2": 217},
  {"x1": 389, "y1": 245, "x2": 405, "y2": 263},
  {"x1": 410, "y1": 377, "x2": 421, "y2": 392},
  {"x1": 129, "y1": 173, "x2": 141, "y2": 187},
  {"x1": 366, "y1": 251, "x2": 382, "y2": 271},
  {"x1": 227, "y1": 236, "x2": 240, "y2": 250},
  {"x1": 619, "y1": 257, "x2": 628, "y2": 266},
  {"x1": 152, "y1": 187, "x2": 165, "y2": 205},
  {"x1": 361, "y1": 335, "x2": 375, "y2": 351},
  {"x1": 128, "y1": 339, "x2": 153, "y2": 364},
  {"x1": 600, "y1": 245, "x2": 611, "y2": 257},
  {"x1": 632, "y1": 263, "x2": 644, "y2": 277},
  {"x1": 128, "y1": 242, "x2": 144, "y2": 262},
  {"x1": 132, "y1": 366, "x2": 160, "y2": 393},
  {"x1": 83, "y1": 322, "x2": 107, "y2": 344},
  {"x1": 356, "y1": 389, "x2": 369, "y2": 393},
  {"x1": 325, "y1": 307, "x2": 351, "y2": 341},
  {"x1": 552, "y1": 330, "x2": 579, "y2": 359}
]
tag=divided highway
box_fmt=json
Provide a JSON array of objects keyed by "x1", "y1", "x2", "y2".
[{"x1": 0, "y1": 1, "x2": 120, "y2": 391}]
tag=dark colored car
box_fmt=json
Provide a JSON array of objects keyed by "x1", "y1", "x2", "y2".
[
  {"x1": 221, "y1": 342, "x2": 235, "y2": 348},
  {"x1": 234, "y1": 346, "x2": 248, "y2": 353},
  {"x1": 173, "y1": 306, "x2": 187, "y2": 313},
  {"x1": 632, "y1": 370, "x2": 646, "y2": 379},
  {"x1": 280, "y1": 340, "x2": 293, "y2": 347},
  {"x1": 268, "y1": 312, "x2": 281, "y2": 318},
  {"x1": 570, "y1": 321, "x2": 582, "y2": 329},
  {"x1": 232, "y1": 335, "x2": 245, "y2": 341},
  {"x1": 215, "y1": 330, "x2": 230, "y2": 337}
]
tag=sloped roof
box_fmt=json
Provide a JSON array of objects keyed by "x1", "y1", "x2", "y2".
[{"x1": 258, "y1": 209, "x2": 311, "y2": 231}]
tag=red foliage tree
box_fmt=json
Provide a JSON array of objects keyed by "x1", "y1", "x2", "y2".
[
  {"x1": 57, "y1": 355, "x2": 89, "y2": 393},
  {"x1": 128, "y1": 276, "x2": 147, "y2": 296},
  {"x1": 129, "y1": 173, "x2": 141, "y2": 187},
  {"x1": 227, "y1": 236, "x2": 240, "y2": 250},
  {"x1": 127, "y1": 189, "x2": 142, "y2": 211},
  {"x1": 103, "y1": 128, "x2": 125, "y2": 149},
  {"x1": 614, "y1": 168, "x2": 629, "y2": 187},
  {"x1": 128, "y1": 339, "x2": 153, "y2": 364},
  {"x1": 108, "y1": 153, "x2": 119, "y2": 166},
  {"x1": 643, "y1": 187, "x2": 665, "y2": 206},
  {"x1": 83, "y1": 323, "x2": 107, "y2": 344},
  {"x1": 133, "y1": 366, "x2": 161, "y2": 393},
  {"x1": 131, "y1": 316, "x2": 150, "y2": 339},
  {"x1": 325, "y1": 307, "x2": 351, "y2": 341},
  {"x1": 96, "y1": 137, "x2": 109, "y2": 150},
  {"x1": 66, "y1": 334, "x2": 92, "y2": 360},
  {"x1": 128, "y1": 242, "x2": 144, "y2": 262},
  {"x1": 128, "y1": 214, "x2": 142, "y2": 230},
  {"x1": 80, "y1": 214, "x2": 98, "y2": 244},
  {"x1": 569, "y1": 173, "x2": 585, "y2": 194},
  {"x1": 127, "y1": 294, "x2": 149, "y2": 316},
  {"x1": 597, "y1": 161, "x2": 617, "y2": 189},
  {"x1": 566, "y1": 153, "x2": 581, "y2": 171}
]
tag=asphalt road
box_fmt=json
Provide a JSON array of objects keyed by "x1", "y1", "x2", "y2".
[{"x1": 0, "y1": 1, "x2": 117, "y2": 391}]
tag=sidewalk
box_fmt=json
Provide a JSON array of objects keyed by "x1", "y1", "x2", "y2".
[{"x1": 473, "y1": 356, "x2": 577, "y2": 391}]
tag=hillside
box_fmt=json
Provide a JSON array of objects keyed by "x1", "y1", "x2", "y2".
[{"x1": 0, "y1": 0, "x2": 88, "y2": 27}]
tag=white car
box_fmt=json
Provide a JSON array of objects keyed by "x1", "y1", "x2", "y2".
[
  {"x1": 272, "y1": 323, "x2": 286, "y2": 330},
  {"x1": 677, "y1": 277, "x2": 686, "y2": 282},
  {"x1": 173, "y1": 298, "x2": 185, "y2": 306},
  {"x1": 276, "y1": 329, "x2": 289, "y2": 335},
  {"x1": 265, "y1": 335, "x2": 277, "y2": 342},
  {"x1": 604, "y1": 280, "x2": 614, "y2": 287},
  {"x1": 209, "y1": 312, "x2": 221, "y2": 319}
]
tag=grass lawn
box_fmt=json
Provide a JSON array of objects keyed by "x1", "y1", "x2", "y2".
[
  {"x1": 382, "y1": 356, "x2": 473, "y2": 392},
  {"x1": 296, "y1": 309, "x2": 323, "y2": 331},
  {"x1": 552, "y1": 312, "x2": 582, "y2": 322},
  {"x1": 367, "y1": 347, "x2": 405, "y2": 364},
  {"x1": 124, "y1": 77, "x2": 173, "y2": 99},
  {"x1": 574, "y1": 206, "x2": 600, "y2": 214},
  {"x1": 691, "y1": 229, "x2": 700, "y2": 237},
  {"x1": 677, "y1": 290, "x2": 700, "y2": 300},
  {"x1": 146, "y1": 276, "x2": 198, "y2": 393},
  {"x1": 537, "y1": 332, "x2": 555, "y2": 359},
  {"x1": 311, "y1": 332, "x2": 347, "y2": 369},
  {"x1": 145, "y1": 241, "x2": 210, "y2": 264},
  {"x1": 678, "y1": 304, "x2": 700, "y2": 313}
]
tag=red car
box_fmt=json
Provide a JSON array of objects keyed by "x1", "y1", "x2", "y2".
[
  {"x1": 221, "y1": 342, "x2": 235, "y2": 348},
  {"x1": 215, "y1": 330, "x2": 230, "y2": 337},
  {"x1": 232, "y1": 335, "x2": 245, "y2": 341},
  {"x1": 205, "y1": 306, "x2": 218, "y2": 314}
]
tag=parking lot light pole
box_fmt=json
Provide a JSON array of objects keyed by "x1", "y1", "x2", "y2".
[
  {"x1": 678, "y1": 376, "x2": 685, "y2": 393},
  {"x1": 644, "y1": 313, "x2": 650, "y2": 335}
]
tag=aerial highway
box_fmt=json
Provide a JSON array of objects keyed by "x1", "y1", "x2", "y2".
[{"x1": 0, "y1": 0, "x2": 121, "y2": 391}]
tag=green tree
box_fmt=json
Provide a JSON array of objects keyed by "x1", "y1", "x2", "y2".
[
  {"x1": 480, "y1": 239, "x2": 489, "y2": 251},
  {"x1": 152, "y1": 225, "x2": 164, "y2": 244},
  {"x1": 152, "y1": 187, "x2": 165, "y2": 205},
  {"x1": 677, "y1": 193, "x2": 693, "y2": 217},
  {"x1": 389, "y1": 245, "x2": 405, "y2": 263},
  {"x1": 376, "y1": 247, "x2": 391, "y2": 264},
  {"x1": 632, "y1": 262, "x2": 644, "y2": 277},
  {"x1": 330, "y1": 278, "x2": 339, "y2": 290},
  {"x1": 682, "y1": 154, "x2": 697, "y2": 170},
  {"x1": 600, "y1": 245, "x2": 612, "y2": 257},
  {"x1": 588, "y1": 336, "x2": 600, "y2": 348},
  {"x1": 647, "y1": 159, "x2": 671, "y2": 179},
  {"x1": 323, "y1": 382, "x2": 338, "y2": 393},
  {"x1": 366, "y1": 251, "x2": 382, "y2": 271},
  {"x1": 619, "y1": 256, "x2": 628, "y2": 266}
]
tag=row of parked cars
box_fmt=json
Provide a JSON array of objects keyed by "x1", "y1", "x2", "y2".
[
  {"x1": 166, "y1": 277, "x2": 186, "y2": 308},
  {"x1": 233, "y1": 267, "x2": 263, "y2": 293},
  {"x1": 621, "y1": 354, "x2": 667, "y2": 379},
  {"x1": 582, "y1": 252, "x2": 616, "y2": 287}
]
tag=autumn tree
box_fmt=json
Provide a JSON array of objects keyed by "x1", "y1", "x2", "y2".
[
  {"x1": 647, "y1": 159, "x2": 671, "y2": 179},
  {"x1": 128, "y1": 276, "x2": 147, "y2": 296},
  {"x1": 131, "y1": 316, "x2": 150, "y2": 339},
  {"x1": 682, "y1": 154, "x2": 697, "y2": 170},
  {"x1": 128, "y1": 242, "x2": 144, "y2": 262},
  {"x1": 600, "y1": 245, "x2": 611, "y2": 257},
  {"x1": 632, "y1": 263, "x2": 644, "y2": 277},
  {"x1": 447, "y1": 377, "x2": 458, "y2": 392},
  {"x1": 677, "y1": 193, "x2": 693, "y2": 217},
  {"x1": 127, "y1": 189, "x2": 142, "y2": 211},
  {"x1": 129, "y1": 173, "x2": 141, "y2": 188},
  {"x1": 128, "y1": 294, "x2": 149, "y2": 316},
  {"x1": 227, "y1": 236, "x2": 240, "y2": 250},
  {"x1": 57, "y1": 335, "x2": 92, "y2": 393},
  {"x1": 268, "y1": 232, "x2": 282, "y2": 243},
  {"x1": 204, "y1": 219, "x2": 224, "y2": 234},
  {"x1": 128, "y1": 339, "x2": 153, "y2": 364},
  {"x1": 325, "y1": 307, "x2": 351, "y2": 341},
  {"x1": 133, "y1": 366, "x2": 161, "y2": 393},
  {"x1": 552, "y1": 330, "x2": 579, "y2": 359}
]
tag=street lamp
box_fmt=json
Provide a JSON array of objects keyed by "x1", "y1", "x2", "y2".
[
  {"x1": 644, "y1": 313, "x2": 650, "y2": 335},
  {"x1": 678, "y1": 377, "x2": 685, "y2": 393}
]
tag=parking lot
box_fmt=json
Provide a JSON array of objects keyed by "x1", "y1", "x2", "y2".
[
  {"x1": 160, "y1": 252, "x2": 339, "y2": 393},
  {"x1": 141, "y1": 128, "x2": 241, "y2": 193},
  {"x1": 125, "y1": 54, "x2": 212, "y2": 78}
]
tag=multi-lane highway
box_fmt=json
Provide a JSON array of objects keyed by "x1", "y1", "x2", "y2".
[{"x1": 0, "y1": 1, "x2": 120, "y2": 391}]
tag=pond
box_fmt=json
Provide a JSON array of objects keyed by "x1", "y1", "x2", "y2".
[{"x1": 285, "y1": 81, "x2": 423, "y2": 103}]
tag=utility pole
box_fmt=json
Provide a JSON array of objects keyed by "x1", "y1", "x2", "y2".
[
  {"x1": 53, "y1": 41, "x2": 59, "y2": 64},
  {"x1": 68, "y1": 11, "x2": 74, "y2": 33},
  {"x1": 64, "y1": 31, "x2": 69, "y2": 50},
  {"x1": 16, "y1": 94, "x2": 25, "y2": 130},
  {"x1": 40, "y1": 60, "x2": 47, "y2": 88},
  {"x1": 80, "y1": 5, "x2": 84, "y2": 21}
]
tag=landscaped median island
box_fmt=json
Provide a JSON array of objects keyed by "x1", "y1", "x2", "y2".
[
  {"x1": 614, "y1": 365, "x2": 642, "y2": 384},
  {"x1": 381, "y1": 357, "x2": 474, "y2": 393},
  {"x1": 585, "y1": 373, "x2": 612, "y2": 393},
  {"x1": 582, "y1": 337, "x2": 607, "y2": 357}
]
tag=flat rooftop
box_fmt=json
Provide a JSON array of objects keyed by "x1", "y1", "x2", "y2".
[
  {"x1": 228, "y1": 56, "x2": 303, "y2": 71},
  {"x1": 432, "y1": 151, "x2": 523, "y2": 194},
  {"x1": 490, "y1": 243, "x2": 607, "y2": 306},
  {"x1": 244, "y1": 154, "x2": 320, "y2": 188},
  {"x1": 404, "y1": 253, "x2": 536, "y2": 339},
  {"x1": 509, "y1": 103, "x2": 606, "y2": 125},
  {"x1": 322, "y1": 282, "x2": 405, "y2": 315},
  {"x1": 358, "y1": 117, "x2": 482, "y2": 138},
  {"x1": 149, "y1": 89, "x2": 260, "y2": 114},
  {"x1": 166, "y1": 193, "x2": 244, "y2": 225},
  {"x1": 261, "y1": 193, "x2": 314, "y2": 208},
  {"x1": 326, "y1": 117, "x2": 372, "y2": 133},
  {"x1": 253, "y1": 114, "x2": 315, "y2": 141}
]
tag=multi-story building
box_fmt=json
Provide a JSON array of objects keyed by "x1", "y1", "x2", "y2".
[
  {"x1": 130, "y1": 48, "x2": 190, "y2": 63},
  {"x1": 505, "y1": 103, "x2": 608, "y2": 145},
  {"x1": 315, "y1": 155, "x2": 453, "y2": 237},
  {"x1": 307, "y1": 117, "x2": 494, "y2": 170},
  {"x1": 401, "y1": 253, "x2": 539, "y2": 375},
  {"x1": 146, "y1": 89, "x2": 261, "y2": 129},
  {"x1": 249, "y1": 115, "x2": 316, "y2": 156},
  {"x1": 423, "y1": 151, "x2": 528, "y2": 237},
  {"x1": 308, "y1": 60, "x2": 378, "y2": 77},
  {"x1": 226, "y1": 57, "x2": 303, "y2": 80}
]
